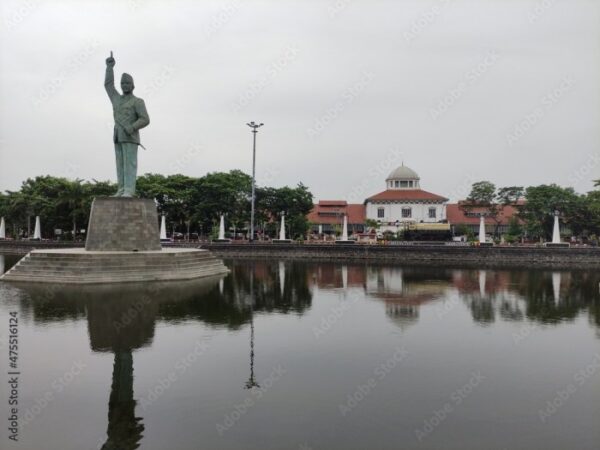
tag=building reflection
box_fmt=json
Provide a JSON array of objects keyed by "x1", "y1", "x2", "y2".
[
  {"x1": 9, "y1": 260, "x2": 315, "y2": 447},
  {"x1": 364, "y1": 267, "x2": 453, "y2": 330},
  {"x1": 302, "y1": 263, "x2": 600, "y2": 332}
]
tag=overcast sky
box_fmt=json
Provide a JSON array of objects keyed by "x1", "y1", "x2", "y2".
[{"x1": 0, "y1": 0, "x2": 599, "y2": 202}]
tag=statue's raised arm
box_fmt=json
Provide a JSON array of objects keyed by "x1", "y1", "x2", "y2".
[{"x1": 105, "y1": 51, "x2": 119, "y2": 101}]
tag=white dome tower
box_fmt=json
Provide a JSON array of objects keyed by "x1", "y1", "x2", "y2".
[{"x1": 385, "y1": 164, "x2": 420, "y2": 190}]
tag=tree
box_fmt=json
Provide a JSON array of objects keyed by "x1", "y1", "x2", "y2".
[
  {"x1": 467, "y1": 181, "x2": 496, "y2": 204},
  {"x1": 520, "y1": 184, "x2": 586, "y2": 239},
  {"x1": 505, "y1": 217, "x2": 523, "y2": 243},
  {"x1": 462, "y1": 181, "x2": 502, "y2": 237},
  {"x1": 256, "y1": 183, "x2": 313, "y2": 239},
  {"x1": 496, "y1": 186, "x2": 524, "y2": 205}
]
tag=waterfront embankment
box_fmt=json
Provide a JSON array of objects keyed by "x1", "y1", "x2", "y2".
[{"x1": 2, "y1": 241, "x2": 599, "y2": 269}]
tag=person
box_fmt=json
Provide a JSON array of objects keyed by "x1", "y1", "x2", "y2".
[{"x1": 105, "y1": 51, "x2": 150, "y2": 197}]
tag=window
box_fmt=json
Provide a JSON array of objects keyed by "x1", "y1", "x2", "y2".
[
  {"x1": 400, "y1": 180, "x2": 408, "y2": 188},
  {"x1": 394, "y1": 180, "x2": 399, "y2": 187},
  {"x1": 377, "y1": 208, "x2": 385, "y2": 218},
  {"x1": 429, "y1": 207, "x2": 436, "y2": 219},
  {"x1": 402, "y1": 208, "x2": 411, "y2": 218},
  {"x1": 409, "y1": 181, "x2": 413, "y2": 188}
]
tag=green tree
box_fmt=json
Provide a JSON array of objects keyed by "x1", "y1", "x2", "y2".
[
  {"x1": 505, "y1": 217, "x2": 523, "y2": 243},
  {"x1": 520, "y1": 184, "x2": 586, "y2": 239}
]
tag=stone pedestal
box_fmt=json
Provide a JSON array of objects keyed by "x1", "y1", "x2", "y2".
[
  {"x1": 86, "y1": 197, "x2": 161, "y2": 251},
  {"x1": 0, "y1": 248, "x2": 228, "y2": 284},
  {"x1": 2, "y1": 196, "x2": 229, "y2": 284}
]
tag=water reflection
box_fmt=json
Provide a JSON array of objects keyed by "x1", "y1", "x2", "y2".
[
  {"x1": 1, "y1": 257, "x2": 600, "y2": 449},
  {"x1": 364, "y1": 267, "x2": 453, "y2": 330},
  {"x1": 5, "y1": 259, "x2": 600, "y2": 335},
  {"x1": 19, "y1": 279, "x2": 223, "y2": 450}
]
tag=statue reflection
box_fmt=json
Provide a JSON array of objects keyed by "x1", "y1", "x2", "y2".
[
  {"x1": 7, "y1": 261, "x2": 314, "y2": 447},
  {"x1": 14, "y1": 277, "x2": 224, "y2": 450}
]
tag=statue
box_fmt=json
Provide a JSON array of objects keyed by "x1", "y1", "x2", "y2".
[{"x1": 105, "y1": 51, "x2": 150, "y2": 197}]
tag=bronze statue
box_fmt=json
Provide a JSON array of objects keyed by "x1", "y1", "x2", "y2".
[{"x1": 105, "y1": 51, "x2": 150, "y2": 197}]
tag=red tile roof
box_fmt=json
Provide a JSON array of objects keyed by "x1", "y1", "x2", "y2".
[
  {"x1": 366, "y1": 189, "x2": 448, "y2": 203},
  {"x1": 318, "y1": 200, "x2": 347, "y2": 206},
  {"x1": 307, "y1": 201, "x2": 366, "y2": 225},
  {"x1": 446, "y1": 203, "x2": 521, "y2": 226}
]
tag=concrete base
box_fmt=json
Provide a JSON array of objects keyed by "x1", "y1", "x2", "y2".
[
  {"x1": 545, "y1": 242, "x2": 570, "y2": 248},
  {"x1": 0, "y1": 248, "x2": 229, "y2": 284},
  {"x1": 335, "y1": 240, "x2": 356, "y2": 245},
  {"x1": 213, "y1": 238, "x2": 232, "y2": 243},
  {"x1": 86, "y1": 197, "x2": 161, "y2": 251},
  {"x1": 479, "y1": 242, "x2": 494, "y2": 247},
  {"x1": 272, "y1": 239, "x2": 292, "y2": 244}
]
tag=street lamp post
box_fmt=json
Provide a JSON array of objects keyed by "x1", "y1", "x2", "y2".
[{"x1": 246, "y1": 121, "x2": 263, "y2": 242}]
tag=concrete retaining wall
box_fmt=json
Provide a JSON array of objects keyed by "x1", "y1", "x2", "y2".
[
  {"x1": 199, "y1": 243, "x2": 600, "y2": 270},
  {"x1": 3, "y1": 241, "x2": 600, "y2": 269}
]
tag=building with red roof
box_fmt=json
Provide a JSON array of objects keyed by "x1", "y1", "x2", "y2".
[
  {"x1": 307, "y1": 164, "x2": 450, "y2": 236},
  {"x1": 446, "y1": 202, "x2": 522, "y2": 236},
  {"x1": 306, "y1": 200, "x2": 366, "y2": 235},
  {"x1": 364, "y1": 164, "x2": 448, "y2": 232}
]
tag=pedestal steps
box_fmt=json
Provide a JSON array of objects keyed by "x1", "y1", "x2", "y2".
[{"x1": 1, "y1": 248, "x2": 229, "y2": 284}]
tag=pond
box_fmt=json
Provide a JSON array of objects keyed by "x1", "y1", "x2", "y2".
[{"x1": 0, "y1": 254, "x2": 599, "y2": 450}]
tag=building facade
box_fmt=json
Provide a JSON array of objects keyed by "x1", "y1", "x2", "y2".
[
  {"x1": 307, "y1": 200, "x2": 365, "y2": 235},
  {"x1": 364, "y1": 165, "x2": 448, "y2": 232}
]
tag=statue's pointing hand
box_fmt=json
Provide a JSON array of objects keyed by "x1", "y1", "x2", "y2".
[{"x1": 106, "y1": 51, "x2": 115, "y2": 67}]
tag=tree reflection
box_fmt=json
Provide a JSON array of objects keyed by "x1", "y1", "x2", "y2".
[
  {"x1": 13, "y1": 278, "x2": 222, "y2": 450},
  {"x1": 455, "y1": 269, "x2": 600, "y2": 328}
]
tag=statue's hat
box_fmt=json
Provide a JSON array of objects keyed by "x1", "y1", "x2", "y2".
[{"x1": 121, "y1": 73, "x2": 134, "y2": 87}]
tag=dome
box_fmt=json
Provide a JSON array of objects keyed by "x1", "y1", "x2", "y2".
[{"x1": 386, "y1": 165, "x2": 419, "y2": 181}]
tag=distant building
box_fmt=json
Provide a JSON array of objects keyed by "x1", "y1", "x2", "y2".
[
  {"x1": 446, "y1": 201, "x2": 522, "y2": 236},
  {"x1": 307, "y1": 200, "x2": 365, "y2": 235},
  {"x1": 364, "y1": 164, "x2": 448, "y2": 232}
]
